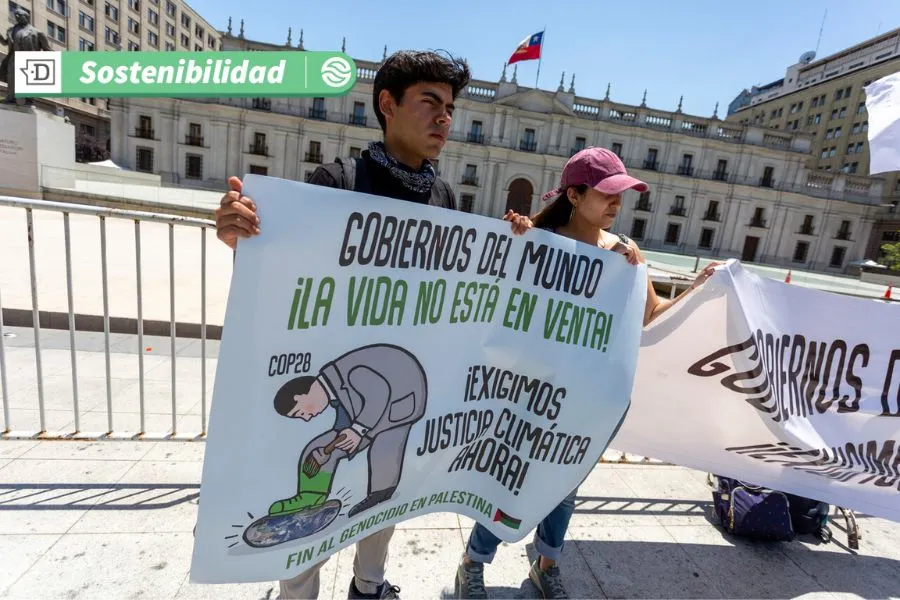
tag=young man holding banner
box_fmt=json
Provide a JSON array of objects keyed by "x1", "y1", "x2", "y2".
[{"x1": 213, "y1": 50, "x2": 470, "y2": 600}]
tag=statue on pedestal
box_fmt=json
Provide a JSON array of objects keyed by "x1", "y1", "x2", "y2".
[{"x1": 0, "y1": 8, "x2": 52, "y2": 106}]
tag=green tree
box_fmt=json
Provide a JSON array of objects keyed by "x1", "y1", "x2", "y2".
[{"x1": 881, "y1": 238, "x2": 900, "y2": 272}]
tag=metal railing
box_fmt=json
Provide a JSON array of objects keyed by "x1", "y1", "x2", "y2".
[
  {"x1": 248, "y1": 143, "x2": 268, "y2": 156},
  {"x1": 252, "y1": 98, "x2": 271, "y2": 111},
  {"x1": 0, "y1": 195, "x2": 668, "y2": 463},
  {"x1": 0, "y1": 196, "x2": 214, "y2": 441}
]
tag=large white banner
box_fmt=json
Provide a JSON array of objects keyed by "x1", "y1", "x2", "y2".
[
  {"x1": 865, "y1": 71, "x2": 900, "y2": 175},
  {"x1": 612, "y1": 260, "x2": 900, "y2": 521},
  {"x1": 190, "y1": 175, "x2": 646, "y2": 583}
]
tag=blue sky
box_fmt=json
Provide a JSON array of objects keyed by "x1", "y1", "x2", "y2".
[{"x1": 191, "y1": 0, "x2": 898, "y2": 116}]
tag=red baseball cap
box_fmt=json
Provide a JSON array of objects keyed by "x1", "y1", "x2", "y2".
[{"x1": 541, "y1": 147, "x2": 649, "y2": 201}]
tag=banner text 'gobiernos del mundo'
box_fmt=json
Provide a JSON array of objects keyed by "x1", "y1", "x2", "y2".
[{"x1": 612, "y1": 260, "x2": 900, "y2": 523}]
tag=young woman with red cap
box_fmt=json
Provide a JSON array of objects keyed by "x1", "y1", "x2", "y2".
[
  {"x1": 508, "y1": 146, "x2": 719, "y2": 326},
  {"x1": 454, "y1": 147, "x2": 720, "y2": 600}
]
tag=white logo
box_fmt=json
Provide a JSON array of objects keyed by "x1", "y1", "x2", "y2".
[
  {"x1": 320, "y1": 56, "x2": 352, "y2": 88},
  {"x1": 14, "y1": 51, "x2": 62, "y2": 95}
]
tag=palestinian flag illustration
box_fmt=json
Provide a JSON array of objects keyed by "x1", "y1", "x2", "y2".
[{"x1": 493, "y1": 508, "x2": 521, "y2": 529}]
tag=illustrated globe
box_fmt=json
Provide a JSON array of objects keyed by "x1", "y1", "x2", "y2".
[{"x1": 243, "y1": 499, "x2": 342, "y2": 548}]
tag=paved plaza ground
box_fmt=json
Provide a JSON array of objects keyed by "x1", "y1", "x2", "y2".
[
  {"x1": 1, "y1": 326, "x2": 899, "y2": 599},
  {"x1": 2, "y1": 435, "x2": 900, "y2": 600}
]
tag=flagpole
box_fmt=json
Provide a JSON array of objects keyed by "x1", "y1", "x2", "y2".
[{"x1": 535, "y1": 27, "x2": 545, "y2": 89}]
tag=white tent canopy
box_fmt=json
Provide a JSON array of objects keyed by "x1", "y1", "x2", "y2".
[
  {"x1": 850, "y1": 258, "x2": 887, "y2": 269},
  {"x1": 88, "y1": 159, "x2": 122, "y2": 169}
]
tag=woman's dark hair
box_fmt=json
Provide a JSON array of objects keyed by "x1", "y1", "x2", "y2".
[
  {"x1": 531, "y1": 184, "x2": 588, "y2": 230},
  {"x1": 373, "y1": 50, "x2": 471, "y2": 132}
]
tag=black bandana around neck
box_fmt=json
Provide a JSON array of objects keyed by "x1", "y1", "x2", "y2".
[{"x1": 367, "y1": 141, "x2": 436, "y2": 194}]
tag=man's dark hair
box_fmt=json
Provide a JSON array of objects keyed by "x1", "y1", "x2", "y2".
[
  {"x1": 373, "y1": 50, "x2": 471, "y2": 132},
  {"x1": 273, "y1": 375, "x2": 317, "y2": 416}
]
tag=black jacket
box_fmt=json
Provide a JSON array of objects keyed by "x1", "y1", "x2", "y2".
[{"x1": 307, "y1": 149, "x2": 456, "y2": 211}]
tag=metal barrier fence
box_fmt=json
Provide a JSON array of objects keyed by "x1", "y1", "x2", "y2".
[
  {"x1": 0, "y1": 195, "x2": 663, "y2": 462},
  {"x1": 0, "y1": 196, "x2": 214, "y2": 441}
]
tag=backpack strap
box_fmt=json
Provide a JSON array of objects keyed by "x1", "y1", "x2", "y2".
[
  {"x1": 837, "y1": 507, "x2": 860, "y2": 549},
  {"x1": 335, "y1": 156, "x2": 372, "y2": 194},
  {"x1": 429, "y1": 177, "x2": 456, "y2": 210},
  {"x1": 338, "y1": 156, "x2": 355, "y2": 190}
]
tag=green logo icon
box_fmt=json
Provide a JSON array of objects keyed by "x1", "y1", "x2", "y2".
[{"x1": 13, "y1": 50, "x2": 357, "y2": 97}]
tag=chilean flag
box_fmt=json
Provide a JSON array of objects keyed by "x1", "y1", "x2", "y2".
[{"x1": 508, "y1": 31, "x2": 543, "y2": 65}]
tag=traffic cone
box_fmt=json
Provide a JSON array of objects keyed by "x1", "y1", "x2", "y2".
[
  {"x1": 885, "y1": 285, "x2": 892, "y2": 300},
  {"x1": 785, "y1": 270, "x2": 792, "y2": 284}
]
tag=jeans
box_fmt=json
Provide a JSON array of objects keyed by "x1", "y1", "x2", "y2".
[
  {"x1": 463, "y1": 403, "x2": 629, "y2": 565},
  {"x1": 465, "y1": 488, "x2": 578, "y2": 563},
  {"x1": 279, "y1": 526, "x2": 394, "y2": 598}
]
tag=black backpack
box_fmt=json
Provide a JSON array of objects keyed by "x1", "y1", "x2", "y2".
[
  {"x1": 333, "y1": 156, "x2": 456, "y2": 210},
  {"x1": 783, "y1": 493, "x2": 860, "y2": 548},
  {"x1": 708, "y1": 475, "x2": 860, "y2": 549}
]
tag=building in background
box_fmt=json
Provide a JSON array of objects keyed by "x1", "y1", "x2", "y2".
[
  {"x1": 726, "y1": 27, "x2": 900, "y2": 264},
  {"x1": 109, "y1": 28, "x2": 884, "y2": 275},
  {"x1": 726, "y1": 80, "x2": 784, "y2": 116},
  {"x1": 0, "y1": 0, "x2": 221, "y2": 158}
]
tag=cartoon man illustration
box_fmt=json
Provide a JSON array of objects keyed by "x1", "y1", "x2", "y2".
[{"x1": 270, "y1": 344, "x2": 427, "y2": 519}]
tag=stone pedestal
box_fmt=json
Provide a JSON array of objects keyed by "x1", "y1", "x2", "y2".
[{"x1": 0, "y1": 105, "x2": 75, "y2": 198}]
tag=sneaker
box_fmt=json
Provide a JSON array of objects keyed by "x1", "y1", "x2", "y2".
[
  {"x1": 528, "y1": 559, "x2": 568, "y2": 599},
  {"x1": 455, "y1": 556, "x2": 488, "y2": 599},
  {"x1": 347, "y1": 488, "x2": 395, "y2": 518},
  {"x1": 347, "y1": 577, "x2": 400, "y2": 599},
  {"x1": 268, "y1": 491, "x2": 327, "y2": 516}
]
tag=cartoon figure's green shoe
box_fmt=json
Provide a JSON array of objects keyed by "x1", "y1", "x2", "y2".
[{"x1": 268, "y1": 491, "x2": 327, "y2": 516}]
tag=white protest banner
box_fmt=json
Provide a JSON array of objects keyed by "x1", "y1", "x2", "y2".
[
  {"x1": 865, "y1": 71, "x2": 900, "y2": 175},
  {"x1": 612, "y1": 260, "x2": 900, "y2": 521},
  {"x1": 190, "y1": 174, "x2": 647, "y2": 583}
]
